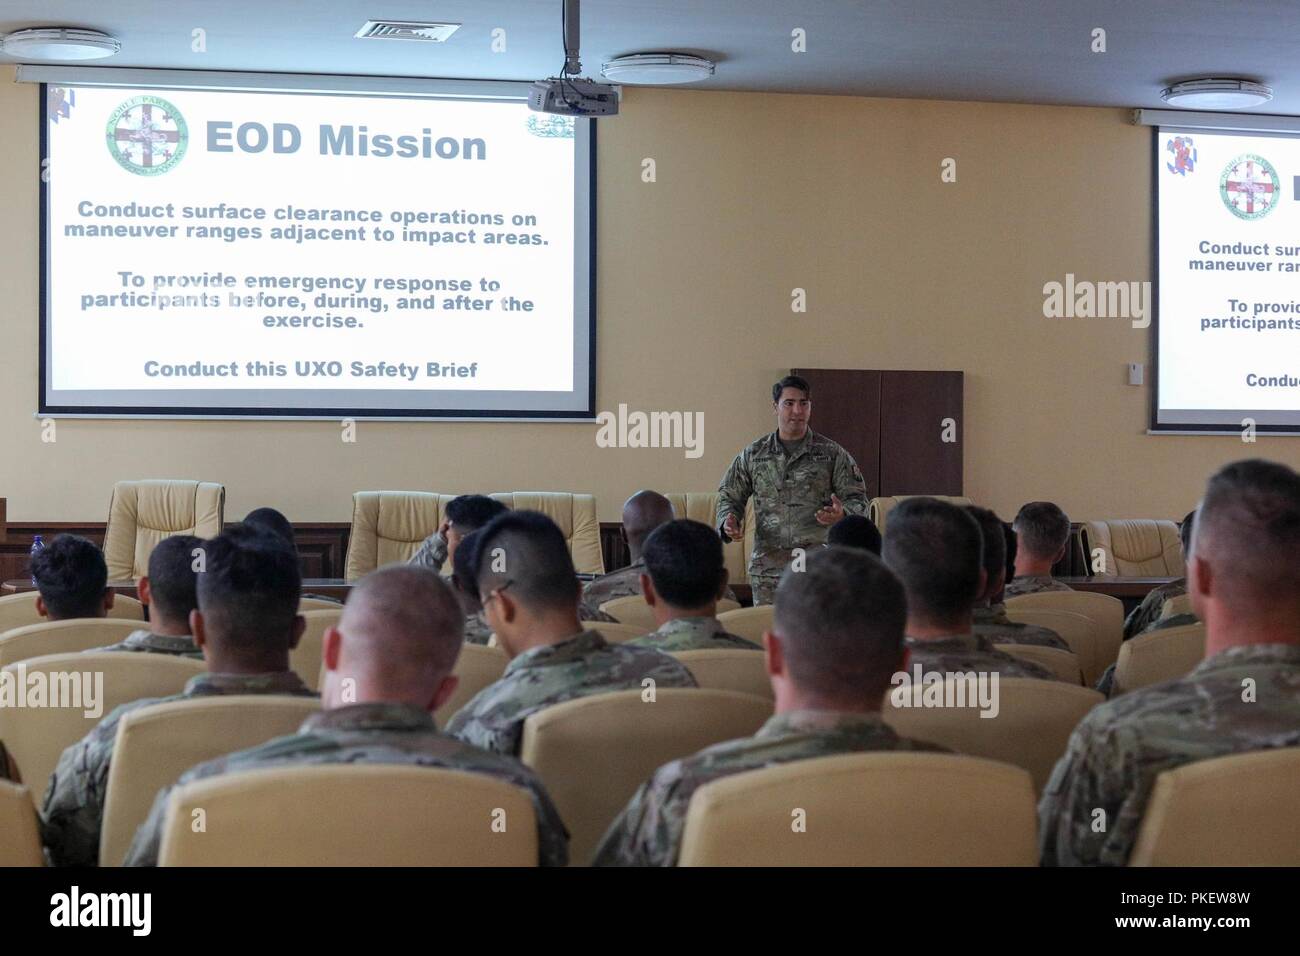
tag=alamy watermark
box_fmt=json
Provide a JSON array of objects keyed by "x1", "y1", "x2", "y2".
[
  {"x1": 889, "y1": 667, "x2": 1000, "y2": 719},
  {"x1": 1043, "y1": 274, "x2": 1150, "y2": 328},
  {"x1": 595, "y1": 403, "x2": 704, "y2": 459},
  {"x1": 0, "y1": 663, "x2": 103, "y2": 718}
]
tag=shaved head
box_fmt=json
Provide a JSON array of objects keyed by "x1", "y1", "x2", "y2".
[
  {"x1": 622, "y1": 490, "x2": 675, "y2": 554},
  {"x1": 1192, "y1": 460, "x2": 1300, "y2": 617},
  {"x1": 333, "y1": 566, "x2": 464, "y2": 704}
]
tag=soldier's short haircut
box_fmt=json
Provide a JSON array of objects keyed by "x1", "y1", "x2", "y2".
[
  {"x1": 452, "y1": 528, "x2": 483, "y2": 602},
  {"x1": 1179, "y1": 509, "x2": 1196, "y2": 555},
  {"x1": 29, "y1": 534, "x2": 108, "y2": 619},
  {"x1": 196, "y1": 525, "x2": 301, "y2": 651},
  {"x1": 643, "y1": 519, "x2": 726, "y2": 609},
  {"x1": 345, "y1": 565, "x2": 463, "y2": 677},
  {"x1": 1012, "y1": 501, "x2": 1072, "y2": 558},
  {"x1": 445, "y1": 494, "x2": 508, "y2": 534},
  {"x1": 473, "y1": 511, "x2": 580, "y2": 613},
  {"x1": 243, "y1": 507, "x2": 295, "y2": 549},
  {"x1": 882, "y1": 498, "x2": 983, "y2": 624},
  {"x1": 1194, "y1": 459, "x2": 1300, "y2": 606},
  {"x1": 826, "y1": 514, "x2": 882, "y2": 555},
  {"x1": 772, "y1": 374, "x2": 811, "y2": 403},
  {"x1": 964, "y1": 506, "x2": 1007, "y2": 587},
  {"x1": 774, "y1": 547, "x2": 906, "y2": 699},
  {"x1": 146, "y1": 534, "x2": 203, "y2": 623}
]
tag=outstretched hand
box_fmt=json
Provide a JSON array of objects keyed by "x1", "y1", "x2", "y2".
[{"x1": 815, "y1": 494, "x2": 845, "y2": 526}]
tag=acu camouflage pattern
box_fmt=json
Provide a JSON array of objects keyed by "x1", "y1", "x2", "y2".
[
  {"x1": 973, "y1": 604, "x2": 1069, "y2": 650},
  {"x1": 716, "y1": 430, "x2": 868, "y2": 606},
  {"x1": 92, "y1": 629, "x2": 204, "y2": 660},
  {"x1": 905, "y1": 633, "x2": 1061, "y2": 681},
  {"x1": 1147, "y1": 612, "x2": 1198, "y2": 632},
  {"x1": 123, "y1": 702, "x2": 569, "y2": 867},
  {"x1": 1123, "y1": 579, "x2": 1187, "y2": 640},
  {"x1": 463, "y1": 611, "x2": 494, "y2": 645},
  {"x1": 626, "y1": 616, "x2": 762, "y2": 652},
  {"x1": 1003, "y1": 575, "x2": 1074, "y2": 598},
  {"x1": 578, "y1": 561, "x2": 642, "y2": 622},
  {"x1": 445, "y1": 630, "x2": 697, "y2": 756},
  {"x1": 407, "y1": 530, "x2": 448, "y2": 573},
  {"x1": 592, "y1": 710, "x2": 949, "y2": 867},
  {"x1": 1039, "y1": 643, "x2": 1300, "y2": 866},
  {"x1": 39, "y1": 670, "x2": 315, "y2": 867}
]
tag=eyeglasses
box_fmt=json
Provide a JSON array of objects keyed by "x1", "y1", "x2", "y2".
[{"x1": 482, "y1": 579, "x2": 514, "y2": 606}]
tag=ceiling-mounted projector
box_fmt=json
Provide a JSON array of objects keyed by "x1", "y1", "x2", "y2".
[{"x1": 530, "y1": 0, "x2": 618, "y2": 116}]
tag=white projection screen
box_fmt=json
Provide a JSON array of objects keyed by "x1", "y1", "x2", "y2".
[
  {"x1": 32, "y1": 68, "x2": 595, "y2": 419},
  {"x1": 1154, "y1": 124, "x2": 1300, "y2": 433}
]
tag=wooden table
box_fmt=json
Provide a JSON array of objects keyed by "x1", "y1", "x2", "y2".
[{"x1": 1054, "y1": 576, "x2": 1178, "y2": 598}]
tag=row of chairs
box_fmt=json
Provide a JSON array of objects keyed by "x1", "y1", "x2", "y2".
[
  {"x1": 4, "y1": 676, "x2": 1291, "y2": 866},
  {"x1": 42, "y1": 479, "x2": 1190, "y2": 593},
  {"x1": 0, "y1": 646, "x2": 1130, "y2": 865}
]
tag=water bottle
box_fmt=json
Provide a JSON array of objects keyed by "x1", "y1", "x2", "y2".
[{"x1": 30, "y1": 535, "x2": 45, "y2": 586}]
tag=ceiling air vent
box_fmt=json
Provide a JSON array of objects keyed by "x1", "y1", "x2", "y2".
[{"x1": 354, "y1": 21, "x2": 461, "y2": 42}]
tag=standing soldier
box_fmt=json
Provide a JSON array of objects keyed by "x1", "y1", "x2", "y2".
[{"x1": 716, "y1": 375, "x2": 869, "y2": 605}]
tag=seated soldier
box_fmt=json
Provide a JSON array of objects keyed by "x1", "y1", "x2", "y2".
[
  {"x1": 445, "y1": 511, "x2": 697, "y2": 756},
  {"x1": 1005, "y1": 501, "x2": 1074, "y2": 597},
  {"x1": 826, "y1": 514, "x2": 882, "y2": 555},
  {"x1": 93, "y1": 534, "x2": 204, "y2": 658},
  {"x1": 408, "y1": 494, "x2": 507, "y2": 574},
  {"x1": 581, "y1": 490, "x2": 738, "y2": 621},
  {"x1": 244, "y1": 506, "x2": 340, "y2": 606},
  {"x1": 450, "y1": 528, "x2": 493, "y2": 645},
  {"x1": 593, "y1": 547, "x2": 947, "y2": 866},
  {"x1": 1123, "y1": 509, "x2": 1197, "y2": 639},
  {"x1": 965, "y1": 506, "x2": 1068, "y2": 650},
  {"x1": 29, "y1": 534, "x2": 114, "y2": 621},
  {"x1": 40, "y1": 526, "x2": 315, "y2": 867},
  {"x1": 242, "y1": 507, "x2": 296, "y2": 547},
  {"x1": 124, "y1": 566, "x2": 568, "y2": 866},
  {"x1": 625, "y1": 520, "x2": 760, "y2": 652},
  {"x1": 882, "y1": 499, "x2": 1059, "y2": 681},
  {"x1": 1040, "y1": 459, "x2": 1300, "y2": 866}
]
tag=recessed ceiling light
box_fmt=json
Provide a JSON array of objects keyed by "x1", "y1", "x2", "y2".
[
  {"x1": 1161, "y1": 78, "x2": 1273, "y2": 110},
  {"x1": 0, "y1": 27, "x2": 120, "y2": 60},
  {"x1": 601, "y1": 53, "x2": 714, "y2": 85}
]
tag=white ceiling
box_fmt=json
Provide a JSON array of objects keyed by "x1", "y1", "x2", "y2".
[{"x1": 3, "y1": 0, "x2": 1300, "y2": 113}]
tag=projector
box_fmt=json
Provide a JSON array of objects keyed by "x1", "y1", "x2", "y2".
[{"x1": 528, "y1": 77, "x2": 619, "y2": 116}]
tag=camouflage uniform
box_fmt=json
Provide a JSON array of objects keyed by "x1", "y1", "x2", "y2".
[
  {"x1": 463, "y1": 612, "x2": 494, "y2": 646},
  {"x1": 578, "y1": 561, "x2": 642, "y2": 622},
  {"x1": 407, "y1": 531, "x2": 448, "y2": 573},
  {"x1": 91, "y1": 629, "x2": 204, "y2": 660},
  {"x1": 445, "y1": 630, "x2": 698, "y2": 756},
  {"x1": 122, "y1": 702, "x2": 569, "y2": 867},
  {"x1": 580, "y1": 560, "x2": 738, "y2": 621},
  {"x1": 1003, "y1": 575, "x2": 1074, "y2": 598},
  {"x1": 626, "y1": 616, "x2": 762, "y2": 652},
  {"x1": 1039, "y1": 643, "x2": 1300, "y2": 866},
  {"x1": 39, "y1": 671, "x2": 315, "y2": 867},
  {"x1": 1146, "y1": 612, "x2": 1198, "y2": 632},
  {"x1": 716, "y1": 430, "x2": 868, "y2": 606},
  {"x1": 592, "y1": 710, "x2": 948, "y2": 866},
  {"x1": 1123, "y1": 579, "x2": 1187, "y2": 640},
  {"x1": 973, "y1": 604, "x2": 1069, "y2": 650},
  {"x1": 904, "y1": 633, "x2": 1061, "y2": 681}
]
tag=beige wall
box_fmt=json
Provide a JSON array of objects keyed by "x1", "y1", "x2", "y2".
[{"x1": 2, "y1": 69, "x2": 1294, "y2": 524}]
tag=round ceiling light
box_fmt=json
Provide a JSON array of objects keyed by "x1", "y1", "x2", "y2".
[
  {"x1": 601, "y1": 53, "x2": 715, "y2": 85},
  {"x1": 1, "y1": 27, "x2": 121, "y2": 61},
  {"x1": 1161, "y1": 78, "x2": 1273, "y2": 109}
]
